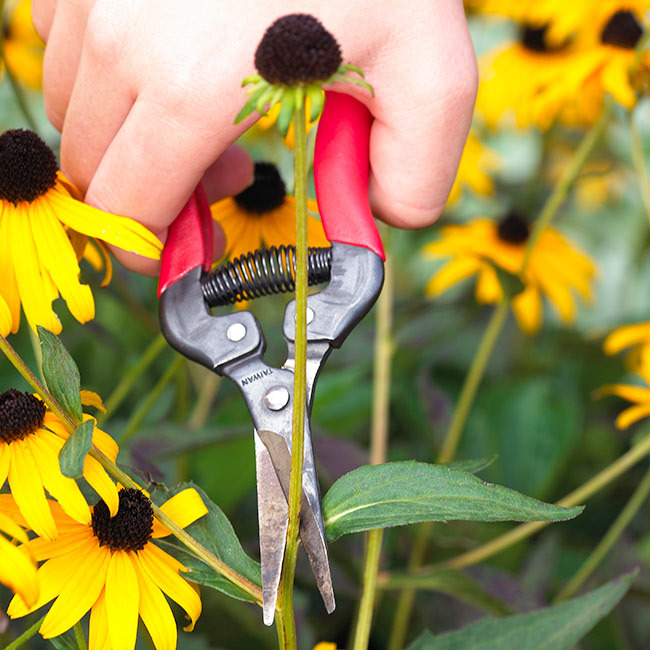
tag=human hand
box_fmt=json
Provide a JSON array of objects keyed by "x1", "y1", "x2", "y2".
[{"x1": 32, "y1": 0, "x2": 477, "y2": 273}]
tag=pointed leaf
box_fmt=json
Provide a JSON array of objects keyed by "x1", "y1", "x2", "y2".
[
  {"x1": 48, "y1": 630, "x2": 78, "y2": 649},
  {"x1": 322, "y1": 461, "x2": 583, "y2": 541},
  {"x1": 38, "y1": 326, "x2": 82, "y2": 423},
  {"x1": 151, "y1": 483, "x2": 261, "y2": 602},
  {"x1": 406, "y1": 571, "x2": 636, "y2": 650},
  {"x1": 59, "y1": 419, "x2": 94, "y2": 479}
]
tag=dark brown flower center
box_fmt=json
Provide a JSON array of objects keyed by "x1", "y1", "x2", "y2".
[
  {"x1": 0, "y1": 389, "x2": 46, "y2": 444},
  {"x1": 497, "y1": 212, "x2": 530, "y2": 244},
  {"x1": 233, "y1": 162, "x2": 287, "y2": 215},
  {"x1": 255, "y1": 13, "x2": 342, "y2": 85},
  {"x1": 92, "y1": 488, "x2": 153, "y2": 552},
  {"x1": 521, "y1": 25, "x2": 551, "y2": 52},
  {"x1": 0, "y1": 129, "x2": 58, "y2": 205},
  {"x1": 601, "y1": 11, "x2": 643, "y2": 49}
]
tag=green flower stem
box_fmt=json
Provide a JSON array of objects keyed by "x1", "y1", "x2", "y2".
[
  {"x1": 277, "y1": 99, "x2": 308, "y2": 650},
  {"x1": 118, "y1": 354, "x2": 184, "y2": 444},
  {"x1": 388, "y1": 100, "x2": 613, "y2": 650},
  {"x1": 352, "y1": 240, "x2": 394, "y2": 650},
  {"x1": 73, "y1": 621, "x2": 87, "y2": 650},
  {"x1": 0, "y1": 334, "x2": 264, "y2": 606},
  {"x1": 553, "y1": 462, "x2": 650, "y2": 604},
  {"x1": 0, "y1": 0, "x2": 38, "y2": 133},
  {"x1": 3, "y1": 615, "x2": 46, "y2": 650},
  {"x1": 416, "y1": 429, "x2": 650, "y2": 575},
  {"x1": 99, "y1": 333, "x2": 168, "y2": 424},
  {"x1": 437, "y1": 299, "x2": 510, "y2": 464},
  {"x1": 628, "y1": 114, "x2": 650, "y2": 226}
]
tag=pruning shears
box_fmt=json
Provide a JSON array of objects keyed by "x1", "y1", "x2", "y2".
[{"x1": 157, "y1": 92, "x2": 385, "y2": 625}]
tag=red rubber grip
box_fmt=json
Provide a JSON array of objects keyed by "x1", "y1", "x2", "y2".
[
  {"x1": 314, "y1": 92, "x2": 385, "y2": 260},
  {"x1": 157, "y1": 184, "x2": 213, "y2": 296}
]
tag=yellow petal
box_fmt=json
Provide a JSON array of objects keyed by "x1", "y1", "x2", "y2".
[
  {"x1": 537, "y1": 271, "x2": 576, "y2": 324},
  {"x1": 8, "y1": 441, "x2": 57, "y2": 540},
  {"x1": 90, "y1": 423, "x2": 119, "y2": 462},
  {"x1": 89, "y1": 589, "x2": 112, "y2": 650},
  {"x1": 138, "y1": 544, "x2": 202, "y2": 631},
  {"x1": 47, "y1": 188, "x2": 162, "y2": 260},
  {"x1": 27, "y1": 431, "x2": 91, "y2": 525},
  {"x1": 615, "y1": 403, "x2": 650, "y2": 429},
  {"x1": 0, "y1": 444, "x2": 10, "y2": 490},
  {"x1": 40, "y1": 540, "x2": 111, "y2": 639},
  {"x1": 105, "y1": 551, "x2": 140, "y2": 650},
  {"x1": 0, "y1": 511, "x2": 28, "y2": 544},
  {"x1": 475, "y1": 264, "x2": 503, "y2": 304},
  {"x1": 0, "y1": 207, "x2": 22, "y2": 331},
  {"x1": 512, "y1": 286, "x2": 543, "y2": 335},
  {"x1": 0, "y1": 537, "x2": 39, "y2": 607},
  {"x1": 603, "y1": 322, "x2": 650, "y2": 355},
  {"x1": 80, "y1": 390, "x2": 107, "y2": 413},
  {"x1": 29, "y1": 527, "x2": 94, "y2": 562},
  {"x1": 594, "y1": 384, "x2": 650, "y2": 404},
  {"x1": 0, "y1": 293, "x2": 12, "y2": 336},
  {"x1": 134, "y1": 554, "x2": 177, "y2": 650},
  {"x1": 30, "y1": 198, "x2": 95, "y2": 323},
  {"x1": 424, "y1": 257, "x2": 482, "y2": 297},
  {"x1": 83, "y1": 456, "x2": 119, "y2": 517},
  {"x1": 151, "y1": 488, "x2": 208, "y2": 538}
]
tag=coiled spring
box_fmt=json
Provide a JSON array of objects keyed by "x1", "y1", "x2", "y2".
[{"x1": 201, "y1": 245, "x2": 332, "y2": 307}]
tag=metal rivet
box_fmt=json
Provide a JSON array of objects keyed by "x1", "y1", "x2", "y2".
[
  {"x1": 264, "y1": 386, "x2": 290, "y2": 411},
  {"x1": 306, "y1": 307, "x2": 315, "y2": 324},
  {"x1": 226, "y1": 323, "x2": 246, "y2": 342}
]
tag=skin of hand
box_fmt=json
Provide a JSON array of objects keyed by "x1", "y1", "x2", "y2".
[{"x1": 31, "y1": 0, "x2": 478, "y2": 274}]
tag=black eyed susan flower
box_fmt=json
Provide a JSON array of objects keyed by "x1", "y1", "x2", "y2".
[
  {"x1": 447, "y1": 133, "x2": 499, "y2": 206},
  {"x1": 0, "y1": 389, "x2": 119, "y2": 540},
  {"x1": 603, "y1": 321, "x2": 650, "y2": 371},
  {"x1": 210, "y1": 162, "x2": 329, "y2": 259},
  {"x1": 2, "y1": 0, "x2": 44, "y2": 89},
  {"x1": 237, "y1": 14, "x2": 371, "y2": 135},
  {"x1": 7, "y1": 487, "x2": 208, "y2": 650},
  {"x1": 0, "y1": 496, "x2": 38, "y2": 607},
  {"x1": 423, "y1": 213, "x2": 596, "y2": 334},
  {"x1": 0, "y1": 129, "x2": 162, "y2": 334}
]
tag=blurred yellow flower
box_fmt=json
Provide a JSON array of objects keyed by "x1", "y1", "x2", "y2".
[
  {"x1": 0, "y1": 498, "x2": 38, "y2": 607},
  {"x1": 313, "y1": 644, "x2": 337, "y2": 650},
  {"x1": 7, "y1": 488, "x2": 208, "y2": 650},
  {"x1": 2, "y1": 0, "x2": 44, "y2": 89},
  {"x1": 211, "y1": 161, "x2": 329, "y2": 260},
  {"x1": 0, "y1": 129, "x2": 161, "y2": 334},
  {"x1": 0, "y1": 389, "x2": 119, "y2": 540},
  {"x1": 596, "y1": 366, "x2": 650, "y2": 428},
  {"x1": 447, "y1": 133, "x2": 499, "y2": 205},
  {"x1": 423, "y1": 213, "x2": 596, "y2": 334},
  {"x1": 603, "y1": 321, "x2": 650, "y2": 371}
]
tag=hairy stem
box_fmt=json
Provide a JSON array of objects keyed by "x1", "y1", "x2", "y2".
[
  {"x1": 352, "y1": 241, "x2": 394, "y2": 650},
  {"x1": 277, "y1": 98, "x2": 308, "y2": 650}
]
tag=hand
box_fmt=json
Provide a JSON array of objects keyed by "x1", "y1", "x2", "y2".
[{"x1": 32, "y1": 0, "x2": 477, "y2": 273}]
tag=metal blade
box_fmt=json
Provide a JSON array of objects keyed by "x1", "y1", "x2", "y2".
[
  {"x1": 254, "y1": 431, "x2": 288, "y2": 626},
  {"x1": 257, "y1": 428, "x2": 335, "y2": 613}
]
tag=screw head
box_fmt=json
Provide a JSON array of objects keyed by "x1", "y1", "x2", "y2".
[
  {"x1": 226, "y1": 323, "x2": 247, "y2": 342},
  {"x1": 264, "y1": 386, "x2": 290, "y2": 411}
]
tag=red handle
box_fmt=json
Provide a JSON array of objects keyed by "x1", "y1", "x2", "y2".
[
  {"x1": 157, "y1": 184, "x2": 213, "y2": 296},
  {"x1": 314, "y1": 92, "x2": 385, "y2": 260}
]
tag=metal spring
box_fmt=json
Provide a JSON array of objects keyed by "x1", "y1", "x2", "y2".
[{"x1": 201, "y1": 245, "x2": 332, "y2": 307}]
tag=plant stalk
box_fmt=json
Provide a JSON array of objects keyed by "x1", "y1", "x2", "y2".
[
  {"x1": 277, "y1": 98, "x2": 308, "y2": 650},
  {"x1": 352, "y1": 241, "x2": 394, "y2": 650},
  {"x1": 3, "y1": 615, "x2": 46, "y2": 650},
  {"x1": 629, "y1": 114, "x2": 650, "y2": 226},
  {"x1": 0, "y1": 334, "x2": 263, "y2": 605},
  {"x1": 553, "y1": 462, "x2": 650, "y2": 604}
]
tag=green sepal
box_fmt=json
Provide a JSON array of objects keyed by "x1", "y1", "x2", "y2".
[
  {"x1": 276, "y1": 92, "x2": 296, "y2": 137},
  {"x1": 59, "y1": 419, "x2": 94, "y2": 479},
  {"x1": 235, "y1": 95, "x2": 258, "y2": 124},
  {"x1": 306, "y1": 85, "x2": 324, "y2": 122},
  {"x1": 331, "y1": 73, "x2": 375, "y2": 97},
  {"x1": 255, "y1": 85, "x2": 278, "y2": 115},
  {"x1": 37, "y1": 326, "x2": 82, "y2": 424},
  {"x1": 341, "y1": 63, "x2": 365, "y2": 78},
  {"x1": 241, "y1": 72, "x2": 262, "y2": 87}
]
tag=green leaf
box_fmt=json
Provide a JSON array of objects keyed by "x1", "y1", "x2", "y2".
[
  {"x1": 48, "y1": 630, "x2": 77, "y2": 650},
  {"x1": 322, "y1": 461, "x2": 583, "y2": 541},
  {"x1": 383, "y1": 569, "x2": 511, "y2": 617},
  {"x1": 38, "y1": 326, "x2": 83, "y2": 423},
  {"x1": 442, "y1": 455, "x2": 498, "y2": 475},
  {"x1": 59, "y1": 419, "x2": 94, "y2": 479},
  {"x1": 276, "y1": 92, "x2": 295, "y2": 137},
  {"x1": 406, "y1": 571, "x2": 636, "y2": 650},
  {"x1": 151, "y1": 483, "x2": 261, "y2": 602},
  {"x1": 494, "y1": 267, "x2": 526, "y2": 299}
]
